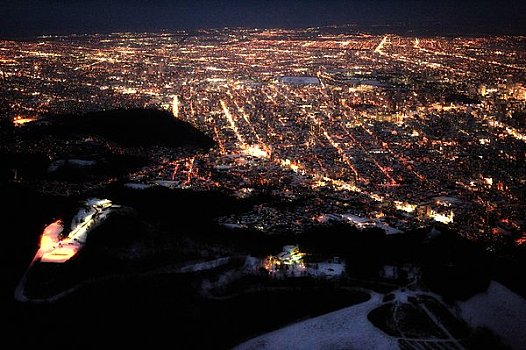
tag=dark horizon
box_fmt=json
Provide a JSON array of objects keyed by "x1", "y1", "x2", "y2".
[{"x1": 1, "y1": 0, "x2": 526, "y2": 39}]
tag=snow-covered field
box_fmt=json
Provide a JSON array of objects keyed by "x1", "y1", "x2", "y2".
[
  {"x1": 279, "y1": 76, "x2": 321, "y2": 85},
  {"x1": 235, "y1": 280, "x2": 526, "y2": 350},
  {"x1": 459, "y1": 281, "x2": 526, "y2": 350},
  {"x1": 234, "y1": 291, "x2": 398, "y2": 350}
]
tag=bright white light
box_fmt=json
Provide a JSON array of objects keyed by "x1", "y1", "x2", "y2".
[{"x1": 243, "y1": 145, "x2": 270, "y2": 158}]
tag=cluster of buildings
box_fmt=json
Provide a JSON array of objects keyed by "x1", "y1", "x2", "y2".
[
  {"x1": 263, "y1": 245, "x2": 345, "y2": 279},
  {"x1": 1, "y1": 28, "x2": 525, "y2": 247}
]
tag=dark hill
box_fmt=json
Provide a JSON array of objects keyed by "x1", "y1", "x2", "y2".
[{"x1": 47, "y1": 108, "x2": 214, "y2": 149}]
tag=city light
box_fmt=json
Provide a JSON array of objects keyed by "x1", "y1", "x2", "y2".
[
  {"x1": 36, "y1": 199, "x2": 115, "y2": 263},
  {"x1": 0, "y1": 28, "x2": 524, "y2": 242}
]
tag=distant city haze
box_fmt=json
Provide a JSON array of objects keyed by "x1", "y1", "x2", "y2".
[{"x1": 1, "y1": 0, "x2": 526, "y2": 38}]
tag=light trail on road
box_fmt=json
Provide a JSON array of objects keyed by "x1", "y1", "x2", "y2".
[{"x1": 220, "y1": 99, "x2": 247, "y2": 148}]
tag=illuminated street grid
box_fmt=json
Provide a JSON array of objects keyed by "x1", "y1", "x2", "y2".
[{"x1": 1, "y1": 28, "x2": 525, "y2": 245}]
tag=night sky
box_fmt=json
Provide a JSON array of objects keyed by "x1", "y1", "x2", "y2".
[{"x1": 1, "y1": 0, "x2": 525, "y2": 38}]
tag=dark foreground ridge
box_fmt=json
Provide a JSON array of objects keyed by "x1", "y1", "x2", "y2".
[{"x1": 46, "y1": 108, "x2": 215, "y2": 148}]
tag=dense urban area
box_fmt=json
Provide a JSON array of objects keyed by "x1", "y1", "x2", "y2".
[{"x1": 1, "y1": 27, "x2": 525, "y2": 247}]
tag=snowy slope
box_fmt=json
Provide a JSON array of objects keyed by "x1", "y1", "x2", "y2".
[
  {"x1": 234, "y1": 292, "x2": 398, "y2": 350},
  {"x1": 458, "y1": 281, "x2": 526, "y2": 350}
]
